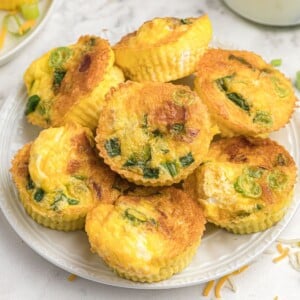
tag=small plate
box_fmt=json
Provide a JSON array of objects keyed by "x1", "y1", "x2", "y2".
[{"x1": 0, "y1": 0, "x2": 57, "y2": 66}]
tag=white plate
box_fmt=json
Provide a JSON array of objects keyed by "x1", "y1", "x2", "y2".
[
  {"x1": 0, "y1": 51, "x2": 300, "y2": 288},
  {"x1": 0, "y1": 0, "x2": 57, "y2": 66}
]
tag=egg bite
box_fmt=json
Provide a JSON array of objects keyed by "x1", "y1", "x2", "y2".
[
  {"x1": 113, "y1": 15, "x2": 212, "y2": 82},
  {"x1": 184, "y1": 136, "x2": 297, "y2": 234},
  {"x1": 96, "y1": 81, "x2": 215, "y2": 186},
  {"x1": 10, "y1": 123, "x2": 123, "y2": 231},
  {"x1": 85, "y1": 187, "x2": 206, "y2": 282},
  {"x1": 194, "y1": 49, "x2": 296, "y2": 137},
  {"x1": 24, "y1": 35, "x2": 124, "y2": 130}
]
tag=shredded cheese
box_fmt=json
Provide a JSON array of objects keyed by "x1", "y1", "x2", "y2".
[
  {"x1": 276, "y1": 243, "x2": 284, "y2": 254},
  {"x1": 277, "y1": 238, "x2": 300, "y2": 247},
  {"x1": 18, "y1": 19, "x2": 36, "y2": 35},
  {"x1": 202, "y1": 280, "x2": 215, "y2": 297},
  {"x1": 273, "y1": 248, "x2": 289, "y2": 263},
  {"x1": 67, "y1": 273, "x2": 77, "y2": 282},
  {"x1": 213, "y1": 265, "x2": 249, "y2": 298},
  {"x1": 0, "y1": 27, "x2": 7, "y2": 49}
]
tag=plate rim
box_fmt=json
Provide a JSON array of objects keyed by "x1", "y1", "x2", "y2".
[
  {"x1": 0, "y1": 0, "x2": 58, "y2": 66},
  {"x1": 0, "y1": 83, "x2": 299, "y2": 290}
]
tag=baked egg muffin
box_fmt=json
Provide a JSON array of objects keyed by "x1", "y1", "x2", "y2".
[
  {"x1": 96, "y1": 81, "x2": 215, "y2": 186},
  {"x1": 113, "y1": 15, "x2": 212, "y2": 82},
  {"x1": 194, "y1": 49, "x2": 296, "y2": 137},
  {"x1": 184, "y1": 136, "x2": 297, "y2": 234},
  {"x1": 10, "y1": 123, "x2": 122, "y2": 231},
  {"x1": 85, "y1": 187, "x2": 205, "y2": 282},
  {"x1": 24, "y1": 35, "x2": 124, "y2": 129}
]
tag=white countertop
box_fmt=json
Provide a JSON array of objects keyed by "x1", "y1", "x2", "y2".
[{"x1": 0, "y1": 0, "x2": 300, "y2": 299}]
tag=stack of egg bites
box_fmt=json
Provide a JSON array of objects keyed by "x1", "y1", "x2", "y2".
[{"x1": 11, "y1": 15, "x2": 297, "y2": 282}]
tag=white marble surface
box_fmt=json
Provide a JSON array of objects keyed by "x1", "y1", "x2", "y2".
[{"x1": 0, "y1": 0, "x2": 300, "y2": 299}]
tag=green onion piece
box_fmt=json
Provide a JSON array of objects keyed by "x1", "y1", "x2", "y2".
[
  {"x1": 3, "y1": 14, "x2": 22, "y2": 36},
  {"x1": 123, "y1": 144, "x2": 151, "y2": 167},
  {"x1": 234, "y1": 174, "x2": 262, "y2": 198},
  {"x1": 271, "y1": 77, "x2": 289, "y2": 98},
  {"x1": 161, "y1": 161, "x2": 178, "y2": 177},
  {"x1": 170, "y1": 123, "x2": 185, "y2": 135},
  {"x1": 267, "y1": 170, "x2": 287, "y2": 190},
  {"x1": 68, "y1": 198, "x2": 79, "y2": 205},
  {"x1": 246, "y1": 167, "x2": 264, "y2": 179},
  {"x1": 253, "y1": 111, "x2": 273, "y2": 126},
  {"x1": 270, "y1": 59, "x2": 282, "y2": 67},
  {"x1": 26, "y1": 176, "x2": 35, "y2": 190},
  {"x1": 275, "y1": 153, "x2": 287, "y2": 166},
  {"x1": 179, "y1": 152, "x2": 194, "y2": 167},
  {"x1": 256, "y1": 204, "x2": 264, "y2": 210},
  {"x1": 25, "y1": 94, "x2": 40, "y2": 115},
  {"x1": 143, "y1": 167, "x2": 159, "y2": 179},
  {"x1": 152, "y1": 129, "x2": 163, "y2": 137},
  {"x1": 20, "y1": 3, "x2": 40, "y2": 20},
  {"x1": 215, "y1": 75, "x2": 234, "y2": 92},
  {"x1": 49, "y1": 47, "x2": 72, "y2": 68},
  {"x1": 296, "y1": 71, "x2": 300, "y2": 91},
  {"x1": 53, "y1": 69, "x2": 66, "y2": 92},
  {"x1": 105, "y1": 138, "x2": 121, "y2": 157},
  {"x1": 124, "y1": 208, "x2": 147, "y2": 225},
  {"x1": 34, "y1": 188, "x2": 44, "y2": 202},
  {"x1": 226, "y1": 92, "x2": 250, "y2": 112},
  {"x1": 180, "y1": 18, "x2": 192, "y2": 25}
]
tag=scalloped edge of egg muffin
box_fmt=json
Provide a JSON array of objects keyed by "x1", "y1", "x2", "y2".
[
  {"x1": 24, "y1": 35, "x2": 124, "y2": 130},
  {"x1": 96, "y1": 81, "x2": 215, "y2": 187},
  {"x1": 113, "y1": 15, "x2": 212, "y2": 82},
  {"x1": 85, "y1": 187, "x2": 206, "y2": 282},
  {"x1": 194, "y1": 49, "x2": 296, "y2": 137},
  {"x1": 184, "y1": 136, "x2": 297, "y2": 234}
]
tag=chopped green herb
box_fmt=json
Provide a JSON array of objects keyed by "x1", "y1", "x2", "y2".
[
  {"x1": 267, "y1": 170, "x2": 287, "y2": 190},
  {"x1": 68, "y1": 198, "x2": 80, "y2": 205},
  {"x1": 253, "y1": 111, "x2": 273, "y2": 126},
  {"x1": 228, "y1": 54, "x2": 254, "y2": 70},
  {"x1": 152, "y1": 129, "x2": 163, "y2": 137},
  {"x1": 123, "y1": 144, "x2": 151, "y2": 167},
  {"x1": 215, "y1": 75, "x2": 234, "y2": 92},
  {"x1": 246, "y1": 167, "x2": 264, "y2": 178},
  {"x1": 141, "y1": 114, "x2": 148, "y2": 129},
  {"x1": 179, "y1": 152, "x2": 194, "y2": 167},
  {"x1": 226, "y1": 92, "x2": 250, "y2": 112},
  {"x1": 296, "y1": 71, "x2": 300, "y2": 91},
  {"x1": 72, "y1": 175, "x2": 86, "y2": 180},
  {"x1": 173, "y1": 89, "x2": 194, "y2": 106},
  {"x1": 26, "y1": 177, "x2": 35, "y2": 190},
  {"x1": 25, "y1": 95, "x2": 40, "y2": 115},
  {"x1": 180, "y1": 18, "x2": 192, "y2": 25},
  {"x1": 161, "y1": 148, "x2": 169, "y2": 154},
  {"x1": 49, "y1": 47, "x2": 72, "y2": 68},
  {"x1": 161, "y1": 161, "x2": 178, "y2": 177},
  {"x1": 34, "y1": 188, "x2": 44, "y2": 202},
  {"x1": 271, "y1": 77, "x2": 289, "y2": 98},
  {"x1": 256, "y1": 204, "x2": 264, "y2": 210},
  {"x1": 105, "y1": 138, "x2": 121, "y2": 157},
  {"x1": 20, "y1": 3, "x2": 39, "y2": 20},
  {"x1": 234, "y1": 174, "x2": 262, "y2": 198},
  {"x1": 170, "y1": 123, "x2": 185, "y2": 135},
  {"x1": 124, "y1": 208, "x2": 147, "y2": 226},
  {"x1": 88, "y1": 37, "x2": 96, "y2": 47},
  {"x1": 143, "y1": 167, "x2": 159, "y2": 179},
  {"x1": 270, "y1": 59, "x2": 282, "y2": 67},
  {"x1": 53, "y1": 69, "x2": 66, "y2": 92}
]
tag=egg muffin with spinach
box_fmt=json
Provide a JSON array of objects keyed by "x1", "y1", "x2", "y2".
[
  {"x1": 96, "y1": 81, "x2": 215, "y2": 186},
  {"x1": 24, "y1": 35, "x2": 124, "y2": 130},
  {"x1": 194, "y1": 49, "x2": 295, "y2": 137},
  {"x1": 113, "y1": 15, "x2": 212, "y2": 82},
  {"x1": 10, "y1": 123, "x2": 122, "y2": 231},
  {"x1": 184, "y1": 136, "x2": 297, "y2": 234},
  {"x1": 85, "y1": 187, "x2": 205, "y2": 282}
]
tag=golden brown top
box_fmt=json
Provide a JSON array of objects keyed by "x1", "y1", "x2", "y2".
[
  {"x1": 96, "y1": 81, "x2": 213, "y2": 186},
  {"x1": 194, "y1": 49, "x2": 296, "y2": 137}
]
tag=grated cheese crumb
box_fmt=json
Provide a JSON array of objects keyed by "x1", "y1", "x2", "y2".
[
  {"x1": 273, "y1": 247, "x2": 289, "y2": 263},
  {"x1": 67, "y1": 274, "x2": 77, "y2": 282},
  {"x1": 202, "y1": 280, "x2": 215, "y2": 297}
]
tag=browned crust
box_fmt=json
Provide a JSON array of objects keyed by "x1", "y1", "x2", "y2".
[
  {"x1": 194, "y1": 48, "x2": 296, "y2": 137},
  {"x1": 52, "y1": 36, "x2": 113, "y2": 125}
]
